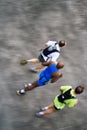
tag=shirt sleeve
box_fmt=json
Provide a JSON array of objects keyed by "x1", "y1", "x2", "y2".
[
  {"x1": 49, "y1": 52, "x2": 60, "y2": 62},
  {"x1": 68, "y1": 99, "x2": 78, "y2": 108},
  {"x1": 60, "y1": 86, "x2": 72, "y2": 92},
  {"x1": 45, "y1": 40, "x2": 57, "y2": 46}
]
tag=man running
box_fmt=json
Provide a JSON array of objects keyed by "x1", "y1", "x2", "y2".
[
  {"x1": 16, "y1": 61, "x2": 64, "y2": 95},
  {"x1": 20, "y1": 40, "x2": 67, "y2": 72},
  {"x1": 35, "y1": 85, "x2": 84, "y2": 118}
]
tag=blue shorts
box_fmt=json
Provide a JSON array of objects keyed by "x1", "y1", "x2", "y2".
[{"x1": 38, "y1": 71, "x2": 50, "y2": 86}]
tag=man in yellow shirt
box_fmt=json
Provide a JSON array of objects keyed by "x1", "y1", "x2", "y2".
[{"x1": 35, "y1": 85, "x2": 84, "y2": 118}]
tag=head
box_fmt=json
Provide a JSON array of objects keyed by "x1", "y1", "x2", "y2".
[
  {"x1": 56, "y1": 61, "x2": 64, "y2": 69},
  {"x1": 58, "y1": 40, "x2": 67, "y2": 48},
  {"x1": 75, "y1": 86, "x2": 84, "y2": 94}
]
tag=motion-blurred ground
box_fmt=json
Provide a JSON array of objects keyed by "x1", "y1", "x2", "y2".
[{"x1": 0, "y1": 0, "x2": 87, "y2": 130}]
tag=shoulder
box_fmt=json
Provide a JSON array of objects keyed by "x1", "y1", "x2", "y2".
[
  {"x1": 45, "y1": 40, "x2": 58, "y2": 46},
  {"x1": 67, "y1": 99, "x2": 78, "y2": 108},
  {"x1": 60, "y1": 86, "x2": 72, "y2": 91}
]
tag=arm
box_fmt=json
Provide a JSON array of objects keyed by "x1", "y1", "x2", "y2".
[
  {"x1": 50, "y1": 73, "x2": 62, "y2": 83},
  {"x1": 41, "y1": 61, "x2": 53, "y2": 66},
  {"x1": 68, "y1": 99, "x2": 78, "y2": 108}
]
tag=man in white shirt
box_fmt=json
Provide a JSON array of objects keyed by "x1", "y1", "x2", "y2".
[{"x1": 20, "y1": 40, "x2": 67, "y2": 72}]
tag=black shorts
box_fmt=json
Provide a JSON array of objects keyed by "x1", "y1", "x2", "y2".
[
  {"x1": 54, "y1": 105, "x2": 61, "y2": 110},
  {"x1": 38, "y1": 54, "x2": 46, "y2": 62}
]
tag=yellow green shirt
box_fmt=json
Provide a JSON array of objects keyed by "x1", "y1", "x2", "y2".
[{"x1": 54, "y1": 86, "x2": 78, "y2": 109}]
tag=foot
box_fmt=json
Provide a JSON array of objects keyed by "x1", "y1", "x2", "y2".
[
  {"x1": 20, "y1": 59, "x2": 28, "y2": 65},
  {"x1": 40, "y1": 106, "x2": 48, "y2": 111},
  {"x1": 24, "y1": 83, "x2": 32, "y2": 88},
  {"x1": 16, "y1": 89, "x2": 25, "y2": 95},
  {"x1": 35, "y1": 111, "x2": 44, "y2": 118},
  {"x1": 29, "y1": 67, "x2": 39, "y2": 73}
]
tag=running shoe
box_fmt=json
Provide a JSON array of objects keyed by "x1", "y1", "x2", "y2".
[
  {"x1": 35, "y1": 112, "x2": 44, "y2": 118},
  {"x1": 16, "y1": 89, "x2": 25, "y2": 95},
  {"x1": 29, "y1": 67, "x2": 39, "y2": 73}
]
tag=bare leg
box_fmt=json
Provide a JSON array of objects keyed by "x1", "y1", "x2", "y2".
[
  {"x1": 33, "y1": 64, "x2": 45, "y2": 71},
  {"x1": 27, "y1": 58, "x2": 40, "y2": 63},
  {"x1": 24, "y1": 80, "x2": 38, "y2": 91},
  {"x1": 28, "y1": 59, "x2": 45, "y2": 72},
  {"x1": 36, "y1": 103, "x2": 59, "y2": 118},
  {"x1": 42, "y1": 103, "x2": 58, "y2": 117},
  {"x1": 16, "y1": 80, "x2": 39, "y2": 95}
]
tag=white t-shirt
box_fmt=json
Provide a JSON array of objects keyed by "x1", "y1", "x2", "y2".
[
  {"x1": 45, "y1": 40, "x2": 58, "y2": 46},
  {"x1": 42, "y1": 40, "x2": 60, "y2": 62}
]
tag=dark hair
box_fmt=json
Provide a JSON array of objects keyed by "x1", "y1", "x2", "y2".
[
  {"x1": 59, "y1": 40, "x2": 66, "y2": 47},
  {"x1": 75, "y1": 86, "x2": 84, "y2": 94}
]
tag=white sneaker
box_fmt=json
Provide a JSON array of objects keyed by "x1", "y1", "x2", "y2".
[
  {"x1": 29, "y1": 67, "x2": 38, "y2": 73},
  {"x1": 24, "y1": 83, "x2": 32, "y2": 88},
  {"x1": 40, "y1": 106, "x2": 48, "y2": 111},
  {"x1": 16, "y1": 89, "x2": 25, "y2": 95},
  {"x1": 35, "y1": 112, "x2": 44, "y2": 118}
]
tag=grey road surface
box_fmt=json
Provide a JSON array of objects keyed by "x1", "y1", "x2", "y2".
[{"x1": 0, "y1": 0, "x2": 87, "y2": 130}]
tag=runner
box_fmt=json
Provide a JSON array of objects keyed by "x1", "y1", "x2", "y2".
[
  {"x1": 35, "y1": 85, "x2": 84, "y2": 118},
  {"x1": 20, "y1": 40, "x2": 67, "y2": 72},
  {"x1": 16, "y1": 61, "x2": 64, "y2": 95}
]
